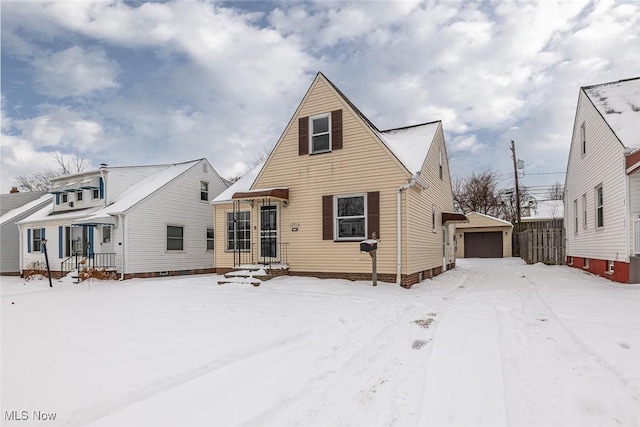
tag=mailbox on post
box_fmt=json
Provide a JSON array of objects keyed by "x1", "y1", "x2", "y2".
[
  {"x1": 360, "y1": 237, "x2": 378, "y2": 286},
  {"x1": 360, "y1": 240, "x2": 378, "y2": 252}
]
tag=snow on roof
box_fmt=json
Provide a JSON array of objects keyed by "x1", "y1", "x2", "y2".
[
  {"x1": 458, "y1": 211, "x2": 513, "y2": 228},
  {"x1": 0, "y1": 194, "x2": 53, "y2": 226},
  {"x1": 522, "y1": 200, "x2": 564, "y2": 220},
  {"x1": 18, "y1": 160, "x2": 202, "y2": 224},
  {"x1": 212, "y1": 160, "x2": 266, "y2": 203},
  {"x1": 378, "y1": 122, "x2": 440, "y2": 174},
  {"x1": 18, "y1": 205, "x2": 102, "y2": 225},
  {"x1": 98, "y1": 159, "x2": 200, "y2": 215},
  {"x1": 584, "y1": 77, "x2": 640, "y2": 148}
]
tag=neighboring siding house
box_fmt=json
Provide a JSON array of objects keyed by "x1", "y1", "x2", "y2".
[
  {"x1": 455, "y1": 212, "x2": 513, "y2": 258},
  {"x1": 564, "y1": 77, "x2": 640, "y2": 283},
  {"x1": 17, "y1": 159, "x2": 228, "y2": 279},
  {"x1": 0, "y1": 192, "x2": 52, "y2": 275},
  {"x1": 213, "y1": 72, "x2": 465, "y2": 288}
]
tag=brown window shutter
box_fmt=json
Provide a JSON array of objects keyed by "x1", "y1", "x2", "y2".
[
  {"x1": 322, "y1": 195, "x2": 333, "y2": 240},
  {"x1": 299, "y1": 117, "x2": 309, "y2": 155},
  {"x1": 367, "y1": 191, "x2": 380, "y2": 239},
  {"x1": 331, "y1": 109, "x2": 343, "y2": 150}
]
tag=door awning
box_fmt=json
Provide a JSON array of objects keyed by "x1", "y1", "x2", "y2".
[
  {"x1": 232, "y1": 188, "x2": 289, "y2": 201},
  {"x1": 72, "y1": 213, "x2": 116, "y2": 226},
  {"x1": 442, "y1": 212, "x2": 469, "y2": 224}
]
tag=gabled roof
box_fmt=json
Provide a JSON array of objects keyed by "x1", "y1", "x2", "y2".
[
  {"x1": 214, "y1": 73, "x2": 444, "y2": 204},
  {"x1": 583, "y1": 77, "x2": 640, "y2": 148},
  {"x1": 0, "y1": 194, "x2": 53, "y2": 226},
  {"x1": 321, "y1": 72, "x2": 440, "y2": 174},
  {"x1": 456, "y1": 212, "x2": 513, "y2": 229},
  {"x1": 19, "y1": 159, "x2": 209, "y2": 225}
]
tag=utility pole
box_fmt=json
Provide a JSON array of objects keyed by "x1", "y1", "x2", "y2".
[{"x1": 510, "y1": 140, "x2": 522, "y2": 224}]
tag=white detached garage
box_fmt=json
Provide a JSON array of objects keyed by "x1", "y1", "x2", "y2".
[{"x1": 455, "y1": 212, "x2": 513, "y2": 258}]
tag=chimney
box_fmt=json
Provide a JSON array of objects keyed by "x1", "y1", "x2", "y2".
[
  {"x1": 10, "y1": 187, "x2": 19, "y2": 193},
  {"x1": 99, "y1": 163, "x2": 108, "y2": 169}
]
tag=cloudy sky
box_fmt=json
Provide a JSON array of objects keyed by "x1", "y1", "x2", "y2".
[{"x1": 2, "y1": 0, "x2": 639, "y2": 197}]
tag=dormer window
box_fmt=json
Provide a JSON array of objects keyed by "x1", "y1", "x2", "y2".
[
  {"x1": 92, "y1": 189, "x2": 99, "y2": 199},
  {"x1": 310, "y1": 113, "x2": 331, "y2": 153},
  {"x1": 62, "y1": 193, "x2": 68, "y2": 203},
  {"x1": 76, "y1": 191, "x2": 83, "y2": 202}
]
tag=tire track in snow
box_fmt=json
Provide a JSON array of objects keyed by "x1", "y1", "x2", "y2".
[
  {"x1": 244, "y1": 272, "x2": 472, "y2": 427},
  {"x1": 496, "y1": 273, "x2": 640, "y2": 426},
  {"x1": 66, "y1": 330, "x2": 312, "y2": 427}
]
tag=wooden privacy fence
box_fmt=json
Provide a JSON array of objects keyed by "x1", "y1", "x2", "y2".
[{"x1": 517, "y1": 228, "x2": 565, "y2": 265}]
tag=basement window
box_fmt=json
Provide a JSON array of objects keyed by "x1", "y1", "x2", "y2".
[{"x1": 607, "y1": 261, "x2": 614, "y2": 274}]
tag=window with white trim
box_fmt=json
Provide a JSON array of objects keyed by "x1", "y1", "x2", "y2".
[
  {"x1": 582, "y1": 194, "x2": 587, "y2": 229},
  {"x1": 226, "y1": 211, "x2": 251, "y2": 251},
  {"x1": 310, "y1": 114, "x2": 331, "y2": 154},
  {"x1": 32, "y1": 228, "x2": 42, "y2": 252},
  {"x1": 574, "y1": 199, "x2": 578, "y2": 234},
  {"x1": 335, "y1": 194, "x2": 365, "y2": 240},
  {"x1": 92, "y1": 189, "x2": 99, "y2": 199},
  {"x1": 62, "y1": 193, "x2": 68, "y2": 203},
  {"x1": 76, "y1": 191, "x2": 83, "y2": 202},
  {"x1": 200, "y1": 181, "x2": 209, "y2": 201},
  {"x1": 580, "y1": 122, "x2": 586, "y2": 155},
  {"x1": 595, "y1": 185, "x2": 604, "y2": 228},
  {"x1": 439, "y1": 150, "x2": 443, "y2": 180},
  {"x1": 167, "y1": 225, "x2": 184, "y2": 251},
  {"x1": 206, "y1": 227, "x2": 214, "y2": 250}
]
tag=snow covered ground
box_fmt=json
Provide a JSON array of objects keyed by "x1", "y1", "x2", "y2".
[{"x1": 2, "y1": 258, "x2": 639, "y2": 427}]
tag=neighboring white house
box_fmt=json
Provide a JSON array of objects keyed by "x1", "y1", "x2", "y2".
[
  {"x1": 17, "y1": 159, "x2": 229, "y2": 279},
  {"x1": 521, "y1": 200, "x2": 564, "y2": 221},
  {"x1": 564, "y1": 77, "x2": 640, "y2": 284},
  {"x1": 1, "y1": 192, "x2": 52, "y2": 275}
]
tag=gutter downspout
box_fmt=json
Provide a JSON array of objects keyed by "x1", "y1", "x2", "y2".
[
  {"x1": 397, "y1": 174, "x2": 422, "y2": 286},
  {"x1": 624, "y1": 157, "x2": 631, "y2": 263},
  {"x1": 119, "y1": 214, "x2": 126, "y2": 281}
]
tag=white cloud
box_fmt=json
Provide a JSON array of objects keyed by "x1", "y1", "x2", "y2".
[
  {"x1": 1, "y1": 0, "x2": 639, "y2": 192},
  {"x1": 32, "y1": 46, "x2": 120, "y2": 98}
]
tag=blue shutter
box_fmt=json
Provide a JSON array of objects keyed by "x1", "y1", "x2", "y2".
[
  {"x1": 55, "y1": 194, "x2": 60, "y2": 204},
  {"x1": 58, "y1": 226, "x2": 63, "y2": 258},
  {"x1": 27, "y1": 229, "x2": 32, "y2": 253},
  {"x1": 41, "y1": 228, "x2": 46, "y2": 253},
  {"x1": 88, "y1": 227, "x2": 94, "y2": 256},
  {"x1": 99, "y1": 177, "x2": 104, "y2": 199}
]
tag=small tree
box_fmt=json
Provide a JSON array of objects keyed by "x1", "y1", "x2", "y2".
[
  {"x1": 547, "y1": 182, "x2": 564, "y2": 201},
  {"x1": 16, "y1": 152, "x2": 88, "y2": 191},
  {"x1": 453, "y1": 170, "x2": 503, "y2": 217}
]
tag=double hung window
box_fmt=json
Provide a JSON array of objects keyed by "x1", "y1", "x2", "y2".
[
  {"x1": 310, "y1": 114, "x2": 331, "y2": 153},
  {"x1": 167, "y1": 226, "x2": 184, "y2": 251},
  {"x1": 335, "y1": 195, "x2": 365, "y2": 240}
]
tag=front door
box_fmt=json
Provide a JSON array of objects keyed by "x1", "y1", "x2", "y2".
[
  {"x1": 71, "y1": 226, "x2": 88, "y2": 257},
  {"x1": 260, "y1": 204, "x2": 278, "y2": 261},
  {"x1": 101, "y1": 225, "x2": 113, "y2": 253}
]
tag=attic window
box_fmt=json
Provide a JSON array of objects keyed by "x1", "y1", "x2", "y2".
[
  {"x1": 439, "y1": 150, "x2": 443, "y2": 180},
  {"x1": 580, "y1": 123, "x2": 586, "y2": 155},
  {"x1": 310, "y1": 114, "x2": 331, "y2": 153}
]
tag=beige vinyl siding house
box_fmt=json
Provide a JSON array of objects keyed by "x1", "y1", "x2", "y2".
[
  {"x1": 564, "y1": 77, "x2": 640, "y2": 283},
  {"x1": 213, "y1": 72, "x2": 463, "y2": 287},
  {"x1": 18, "y1": 159, "x2": 228, "y2": 279},
  {"x1": 455, "y1": 212, "x2": 513, "y2": 258}
]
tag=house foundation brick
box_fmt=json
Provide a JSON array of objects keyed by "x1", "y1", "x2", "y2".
[{"x1": 566, "y1": 256, "x2": 630, "y2": 284}]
